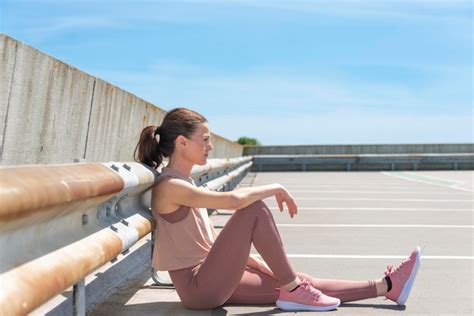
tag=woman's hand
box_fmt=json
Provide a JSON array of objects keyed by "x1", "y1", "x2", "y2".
[{"x1": 274, "y1": 185, "x2": 298, "y2": 218}]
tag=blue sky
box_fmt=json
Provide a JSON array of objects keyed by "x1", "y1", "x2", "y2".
[{"x1": 1, "y1": 0, "x2": 472, "y2": 145}]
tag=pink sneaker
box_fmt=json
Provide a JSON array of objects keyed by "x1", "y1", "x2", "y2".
[
  {"x1": 276, "y1": 278, "x2": 341, "y2": 311},
  {"x1": 385, "y1": 246, "x2": 421, "y2": 305}
]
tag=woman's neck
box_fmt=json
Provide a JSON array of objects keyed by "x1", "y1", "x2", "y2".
[{"x1": 166, "y1": 159, "x2": 193, "y2": 178}]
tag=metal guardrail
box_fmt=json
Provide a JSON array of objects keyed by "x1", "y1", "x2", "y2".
[
  {"x1": 0, "y1": 157, "x2": 252, "y2": 315},
  {"x1": 192, "y1": 157, "x2": 252, "y2": 186}
]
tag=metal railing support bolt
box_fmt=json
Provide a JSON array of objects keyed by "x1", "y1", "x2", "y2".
[
  {"x1": 81, "y1": 214, "x2": 88, "y2": 226},
  {"x1": 72, "y1": 278, "x2": 85, "y2": 316}
]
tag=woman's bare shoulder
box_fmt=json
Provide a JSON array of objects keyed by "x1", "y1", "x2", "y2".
[
  {"x1": 152, "y1": 177, "x2": 191, "y2": 214},
  {"x1": 155, "y1": 176, "x2": 192, "y2": 192}
]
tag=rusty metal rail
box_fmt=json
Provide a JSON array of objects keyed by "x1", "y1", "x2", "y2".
[{"x1": 0, "y1": 157, "x2": 252, "y2": 315}]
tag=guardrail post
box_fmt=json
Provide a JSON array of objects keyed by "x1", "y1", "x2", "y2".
[
  {"x1": 72, "y1": 278, "x2": 85, "y2": 316},
  {"x1": 151, "y1": 229, "x2": 155, "y2": 267},
  {"x1": 150, "y1": 230, "x2": 174, "y2": 287}
]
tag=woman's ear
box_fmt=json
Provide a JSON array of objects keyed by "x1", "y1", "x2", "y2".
[{"x1": 176, "y1": 135, "x2": 187, "y2": 148}]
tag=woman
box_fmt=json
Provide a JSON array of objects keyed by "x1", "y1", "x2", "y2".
[{"x1": 134, "y1": 107, "x2": 420, "y2": 311}]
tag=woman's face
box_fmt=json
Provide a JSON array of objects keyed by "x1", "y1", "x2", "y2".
[{"x1": 186, "y1": 122, "x2": 214, "y2": 165}]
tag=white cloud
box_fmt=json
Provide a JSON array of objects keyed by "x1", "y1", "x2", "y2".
[
  {"x1": 7, "y1": 0, "x2": 472, "y2": 39},
  {"x1": 94, "y1": 60, "x2": 471, "y2": 112},
  {"x1": 209, "y1": 111, "x2": 473, "y2": 145},
  {"x1": 89, "y1": 60, "x2": 472, "y2": 144},
  {"x1": 24, "y1": 16, "x2": 122, "y2": 42}
]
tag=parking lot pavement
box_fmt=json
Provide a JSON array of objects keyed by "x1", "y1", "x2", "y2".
[{"x1": 90, "y1": 170, "x2": 473, "y2": 316}]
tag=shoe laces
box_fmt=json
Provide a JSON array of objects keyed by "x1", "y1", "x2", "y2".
[
  {"x1": 384, "y1": 255, "x2": 410, "y2": 277},
  {"x1": 299, "y1": 279, "x2": 322, "y2": 300}
]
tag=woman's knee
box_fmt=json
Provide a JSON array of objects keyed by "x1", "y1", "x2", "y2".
[
  {"x1": 232, "y1": 200, "x2": 274, "y2": 225},
  {"x1": 238, "y1": 200, "x2": 271, "y2": 215}
]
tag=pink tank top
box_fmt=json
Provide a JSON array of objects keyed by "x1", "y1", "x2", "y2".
[{"x1": 151, "y1": 167, "x2": 217, "y2": 271}]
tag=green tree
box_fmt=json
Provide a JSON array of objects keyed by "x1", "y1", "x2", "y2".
[{"x1": 236, "y1": 136, "x2": 261, "y2": 146}]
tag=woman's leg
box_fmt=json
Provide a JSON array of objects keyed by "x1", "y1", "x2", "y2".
[
  {"x1": 295, "y1": 247, "x2": 421, "y2": 304},
  {"x1": 225, "y1": 270, "x2": 379, "y2": 306},
  {"x1": 226, "y1": 266, "x2": 280, "y2": 305},
  {"x1": 298, "y1": 273, "x2": 378, "y2": 303},
  {"x1": 170, "y1": 200, "x2": 297, "y2": 309},
  {"x1": 225, "y1": 249, "x2": 423, "y2": 306}
]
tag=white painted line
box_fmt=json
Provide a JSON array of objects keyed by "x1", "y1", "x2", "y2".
[
  {"x1": 258, "y1": 184, "x2": 422, "y2": 187},
  {"x1": 382, "y1": 171, "x2": 474, "y2": 193},
  {"x1": 401, "y1": 173, "x2": 465, "y2": 184},
  {"x1": 258, "y1": 183, "x2": 424, "y2": 188},
  {"x1": 268, "y1": 206, "x2": 474, "y2": 212},
  {"x1": 286, "y1": 197, "x2": 472, "y2": 202},
  {"x1": 287, "y1": 190, "x2": 471, "y2": 195},
  {"x1": 276, "y1": 224, "x2": 474, "y2": 228},
  {"x1": 253, "y1": 254, "x2": 474, "y2": 260},
  {"x1": 263, "y1": 186, "x2": 435, "y2": 191},
  {"x1": 451, "y1": 183, "x2": 474, "y2": 191}
]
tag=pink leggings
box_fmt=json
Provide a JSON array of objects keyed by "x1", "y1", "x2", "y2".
[{"x1": 169, "y1": 200, "x2": 377, "y2": 309}]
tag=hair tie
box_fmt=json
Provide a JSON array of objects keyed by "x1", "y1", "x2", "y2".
[{"x1": 153, "y1": 126, "x2": 161, "y2": 145}]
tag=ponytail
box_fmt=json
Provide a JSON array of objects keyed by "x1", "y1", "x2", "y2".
[{"x1": 133, "y1": 125, "x2": 163, "y2": 169}]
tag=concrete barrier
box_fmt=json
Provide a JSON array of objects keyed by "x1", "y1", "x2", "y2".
[
  {"x1": 244, "y1": 144, "x2": 474, "y2": 156},
  {"x1": 251, "y1": 153, "x2": 474, "y2": 172},
  {"x1": 0, "y1": 34, "x2": 243, "y2": 166}
]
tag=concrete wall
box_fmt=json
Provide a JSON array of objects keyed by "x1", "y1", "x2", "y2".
[
  {"x1": 244, "y1": 143, "x2": 474, "y2": 156},
  {"x1": 0, "y1": 34, "x2": 243, "y2": 165},
  {"x1": 251, "y1": 154, "x2": 474, "y2": 172}
]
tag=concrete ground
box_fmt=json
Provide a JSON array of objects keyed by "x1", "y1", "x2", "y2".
[{"x1": 89, "y1": 170, "x2": 473, "y2": 316}]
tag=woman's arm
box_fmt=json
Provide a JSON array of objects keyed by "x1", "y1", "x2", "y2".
[
  {"x1": 160, "y1": 178, "x2": 298, "y2": 217},
  {"x1": 232, "y1": 185, "x2": 298, "y2": 217}
]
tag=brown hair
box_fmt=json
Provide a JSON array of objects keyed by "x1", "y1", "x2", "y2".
[{"x1": 134, "y1": 107, "x2": 208, "y2": 169}]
